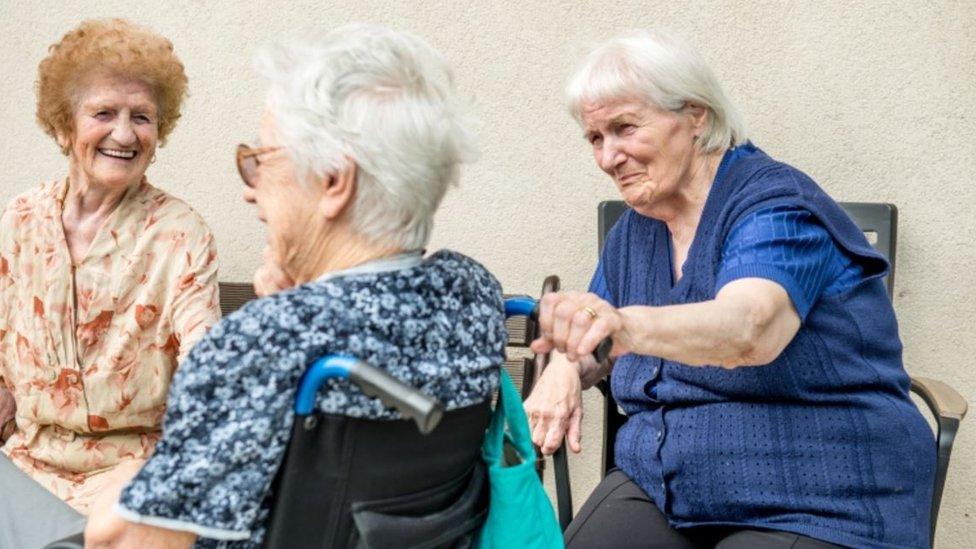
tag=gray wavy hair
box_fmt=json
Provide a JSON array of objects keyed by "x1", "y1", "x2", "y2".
[
  {"x1": 566, "y1": 29, "x2": 747, "y2": 153},
  {"x1": 255, "y1": 24, "x2": 477, "y2": 250}
]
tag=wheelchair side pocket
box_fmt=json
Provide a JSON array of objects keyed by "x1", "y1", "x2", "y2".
[{"x1": 350, "y1": 461, "x2": 488, "y2": 549}]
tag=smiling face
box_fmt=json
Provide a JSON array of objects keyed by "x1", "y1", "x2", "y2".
[
  {"x1": 581, "y1": 98, "x2": 704, "y2": 216},
  {"x1": 62, "y1": 75, "x2": 159, "y2": 192}
]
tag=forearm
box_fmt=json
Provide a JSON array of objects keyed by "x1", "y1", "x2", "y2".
[{"x1": 619, "y1": 293, "x2": 793, "y2": 368}]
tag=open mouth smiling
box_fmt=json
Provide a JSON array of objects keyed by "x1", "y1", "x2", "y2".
[{"x1": 99, "y1": 148, "x2": 137, "y2": 160}]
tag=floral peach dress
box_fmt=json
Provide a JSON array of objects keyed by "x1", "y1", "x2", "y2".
[{"x1": 0, "y1": 177, "x2": 220, "y2": 513}]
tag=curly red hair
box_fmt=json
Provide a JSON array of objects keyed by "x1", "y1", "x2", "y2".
[{"x1": 36, "y1": 19, "x2": 188, "y2": 150}]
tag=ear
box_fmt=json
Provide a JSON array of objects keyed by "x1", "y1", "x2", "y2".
[
  {"x1": 56, "y1": 130, "x2": 72, "y2": 156},
  {"x1": 684, "y1": 103, "x2": 709, "y2": 134},
  {"x1": 317, "y1": 159, "x2": 357, "y2": 220}
]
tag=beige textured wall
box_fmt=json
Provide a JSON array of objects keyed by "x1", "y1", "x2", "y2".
[{"x1": 1, "y1": 0, "x2": 973, "y2": 545}]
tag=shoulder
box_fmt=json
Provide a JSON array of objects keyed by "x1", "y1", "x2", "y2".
[
  {"x1": 1, "y1": 180, "x2": 62, "y2": 228},
  {"x1": 183, "y1": 285, "x2": 325, "y2": 373},
  {"x1": 426, "y1": 250, "x2": 500, "y2": 286},
  {"x1": 727, "y1": 146, "x2": 810, "y2": 197},
  {"x1": 724, "y1": 145, "x2": 834, "y2": 213},
  {"x1": 134, "y1": 182, "x2": 215, "y2": 239}
]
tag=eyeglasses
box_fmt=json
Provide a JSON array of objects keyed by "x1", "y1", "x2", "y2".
[{"x1": 236, "y1": 143, "x2": 282, "y2": 187}]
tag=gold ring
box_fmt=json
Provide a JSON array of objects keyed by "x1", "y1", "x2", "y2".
[{"x1": 581, "y1": 306, "x2": 598, "y2": 320}]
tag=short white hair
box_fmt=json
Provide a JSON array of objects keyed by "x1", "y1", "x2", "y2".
[
  {"x1": 255, "y1": 23, "x2": 477, "y2": 250},
  {"x1": 566, "y1": 29, "x2": 747, "y2": 153}
]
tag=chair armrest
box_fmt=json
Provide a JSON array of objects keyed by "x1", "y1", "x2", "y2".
[{"x1": 911, "y1": 376, "x2": 968, "y2": 421}]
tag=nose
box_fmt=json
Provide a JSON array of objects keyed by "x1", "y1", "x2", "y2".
[
  {"x1": 597, "y1": 137, "x2": 626, "y2": 173},
  {"x1": 242, "y1": 185, "x2": 256, "y2": 204},
  {"x1": 111, "y1": 116, "x2": 137, "y2": 146}
]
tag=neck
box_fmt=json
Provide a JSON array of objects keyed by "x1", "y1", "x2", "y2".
[
  {"x1": 656, "y1": 148, "x2": 726, "y2": 244},
  {"x1": 63, "y1": 163, "x2": 135, "y2": 221},
  {"x1": 285, "y1": 223, "x2": 404, "y2": 285}
]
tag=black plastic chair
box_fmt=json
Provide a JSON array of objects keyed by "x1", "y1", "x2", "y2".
[{"x1": 589, "y1": 200, "x2": 968, "y2": 547}]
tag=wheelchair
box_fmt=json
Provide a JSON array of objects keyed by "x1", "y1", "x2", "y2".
[{"x1": 46, "y1": 297, "x2": 573, "y2": 549}]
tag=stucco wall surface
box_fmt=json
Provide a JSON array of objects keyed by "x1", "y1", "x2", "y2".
[{"x1": 1, "y1": 1, "x2": 973, "y2": 546}]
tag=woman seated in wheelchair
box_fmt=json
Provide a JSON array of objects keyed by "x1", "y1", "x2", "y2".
[
  {"x1": 84, "y1": 24, "x2": 506, "y2": 548},
  {"x1": 525, "y1": 29, "x2": 934, "y2": 549}
]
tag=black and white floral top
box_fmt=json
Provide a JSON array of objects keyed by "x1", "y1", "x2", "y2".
[{"x1": 115, "y1": 250, "x2": 506, "y2": 547}]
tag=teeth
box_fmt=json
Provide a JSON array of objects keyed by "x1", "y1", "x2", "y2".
[{"x1": 101, "y1": 149, "x2": 136, "y2": 159}]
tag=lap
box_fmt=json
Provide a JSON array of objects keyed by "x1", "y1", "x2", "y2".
[
  {"x1": 564, "y1": 469, "x2": 696, "y2": 548},
  {"x1": 0, "y1": 454, "x2": 86, "y2": 549},
  {"x1": 565, "y1": 469, "x2": 841, "y2": 549}
]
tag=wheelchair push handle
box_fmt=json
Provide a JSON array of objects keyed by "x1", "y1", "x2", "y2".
[
  {"x1": 504, "y1": 297, "x2": 613, "y2": 364},
  {"x1": 296, "y1": 356, "x2": 444, "y2": 434}
]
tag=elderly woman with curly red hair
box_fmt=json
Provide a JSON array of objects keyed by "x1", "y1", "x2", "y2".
[{"x1": 0, "y1": 19, "x2": 220, "y2": 547}]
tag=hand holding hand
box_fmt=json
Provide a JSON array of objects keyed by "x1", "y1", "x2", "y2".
[{"x1": 530, "y1": 291, "x2": 629, "y2": 363}]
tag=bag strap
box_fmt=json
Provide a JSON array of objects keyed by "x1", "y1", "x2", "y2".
[{"x1": 482, "y1": 369, "x2": 536, "y2": 466}]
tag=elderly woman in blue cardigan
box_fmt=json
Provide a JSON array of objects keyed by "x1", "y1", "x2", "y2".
[
  {"x1": 82, "y1": 24, "x2": 505, "y2": 548},
  {"x1": 525, "y1": 29, "x2": 933, "y2": 549}
]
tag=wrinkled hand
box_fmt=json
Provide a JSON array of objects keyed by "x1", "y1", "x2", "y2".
[
  {"x1": 523, "y1": 357, "x2": 583, "y2": 455},
  {"x1": 85, "y1": 460, "x2": 195, "y2": 549},
  {"x1": 530, "y1": 291, "x2": 629, "y2": 363},
  {"x1": 253, "y1": 245, "x2": 295, "y2": 297}
]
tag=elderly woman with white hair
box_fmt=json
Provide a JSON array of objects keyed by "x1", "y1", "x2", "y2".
[
  {"x1": 525, "y1": 30, "x2": 934, "y2": 548},
  {"x1": 83, "y1": 24, "x2": 505, "y2": 548}
]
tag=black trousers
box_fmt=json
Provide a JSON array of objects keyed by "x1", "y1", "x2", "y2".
[{"x1": 564, "y1": 470, "x2": 843, "y2": 549}]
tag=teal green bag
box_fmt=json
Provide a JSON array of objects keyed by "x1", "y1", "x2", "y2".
[{"x1": 476, "y1": 369, "x2": 564, "y2": 548}]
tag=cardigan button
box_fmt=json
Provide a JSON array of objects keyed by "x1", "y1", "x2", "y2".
[{"x1": 655, "y1": 429, "x2": 664, "y2": 442}]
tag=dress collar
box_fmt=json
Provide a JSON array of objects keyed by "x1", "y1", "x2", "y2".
[{"x1": 315, "y1": 250, "x2": 424, "y2": 283}]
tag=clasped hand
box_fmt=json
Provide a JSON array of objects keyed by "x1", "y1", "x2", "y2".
[{"x1": 524, "y1": 291, "x2": 628, "y2": 456}]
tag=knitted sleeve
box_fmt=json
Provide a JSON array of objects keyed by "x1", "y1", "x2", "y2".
[{"x1": 715, "y1": 206, "x2": 864, "y2": 319}]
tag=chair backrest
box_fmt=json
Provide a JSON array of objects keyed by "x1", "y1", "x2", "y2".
[
  {"x1": 264, "y1": 402, "x2": 490, "y2": 548},
  {"x1": 218, "y1": 281, "x2": 258, "y2": 317}
]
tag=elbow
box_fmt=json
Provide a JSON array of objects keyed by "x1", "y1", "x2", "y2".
[{"x1": 722, "y1": 306, "x2": 782, "y2": 368}]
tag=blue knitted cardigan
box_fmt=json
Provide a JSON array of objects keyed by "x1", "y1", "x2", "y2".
[{"x1": 601, "y1": 144, "x2": 934, "y2": 548}]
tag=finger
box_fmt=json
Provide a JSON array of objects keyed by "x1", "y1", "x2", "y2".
[
  {"x1": 567, "y1": 405, "x2": 583, "y2": 454},
  {"x1": 565, "y1": 308, "x2": 594, "y2": 362},
  {"x1": 529, "y1": 337, "x2": 554, "y2": 355},
  {"x1": 551, "y1": 296, "x2": 581, "y2": 354},
  {"x1": 536, "y1": 292, "x2": 560, "y2": 337},
  {"x1": 268, "y1": 263, "x2": 294, "y2": 289},
  {"x1": 577, "y1": 316, "x2": 615, "y2": 359},
  {"x1": 541, "y1": 415, "x2": 568, "y2": 456},
  {"x1": 530, "y1": 411, "x2": 549, "y2": 448}
]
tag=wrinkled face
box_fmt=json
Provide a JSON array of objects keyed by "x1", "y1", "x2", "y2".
[
  {"x1": 64, "y1": 75, "x2": 159, "y2": 191},
  {"x1": 581, "y1": 98, "x2": 700, "y2": 215},
  {"x1": 241, "y1": 111, "x2": 322, "y2": 269}
]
